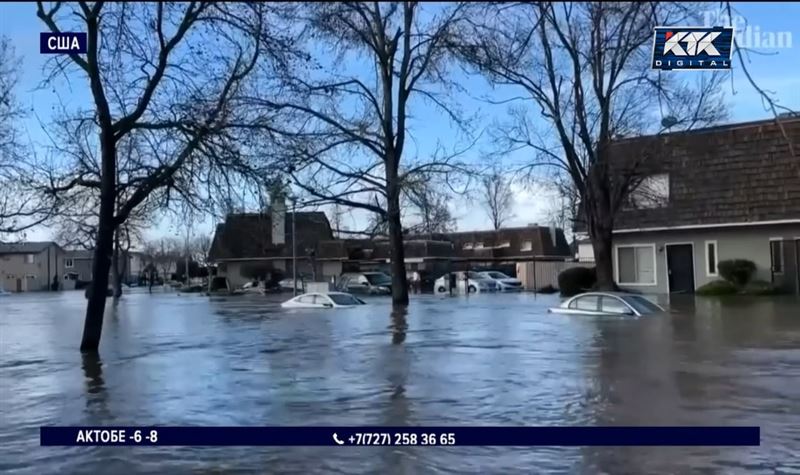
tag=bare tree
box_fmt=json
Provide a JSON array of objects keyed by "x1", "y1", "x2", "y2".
[
  {"x1": 479, "y1": 164, "x2": 514, "y2": 230},
  {"x1": 0, "y1": 36, "x2": 52, "y2": 236},
  {"x1": 454, "y1": 2, "x2": 726, "y2": 289},
  {"x1": 36, "y1": 2, "x2": 290, "y2": 352},
  {"x1": 403, "y1": 174, "x2": 457, "y2": 235},
  {"x1": 253, "y1": 2, "x2": 472, "y2": 306}
]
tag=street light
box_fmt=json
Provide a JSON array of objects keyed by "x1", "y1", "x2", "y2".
[{"x1": 291, "y1": 197, "x2": 297, "y2": 296}]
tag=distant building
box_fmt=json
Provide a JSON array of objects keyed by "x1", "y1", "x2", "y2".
[
  {"x1": 62, "y1": 249, "x2": 148, "y2": 288},
  {"x1": 575, "y1": 118, "x2": 800, "y2": 294},
  {"x1": 208, "y1": 190, "x2": 572, "y2": 287},
  {"x1": 0, "y1": 242, "x2": 64, "y2": 292}
]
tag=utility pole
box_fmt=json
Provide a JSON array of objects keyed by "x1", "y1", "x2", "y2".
[{"x1": 292, "y1": 197, "x2": 298, "y2": 297}]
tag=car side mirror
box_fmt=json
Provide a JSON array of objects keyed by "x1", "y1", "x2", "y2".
[
  {"x1": 623, "y1": 308, "x2": 635, "y2": 316},
  {"x1": 323, "y1": 303, "x2": 333, "y2": 308}
]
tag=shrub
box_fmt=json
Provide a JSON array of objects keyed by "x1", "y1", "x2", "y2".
[
  {"x1": 696, "y1": 280, "x2": 738, "y2": 296},
  {"x1": 742, "y1": 279, "x2": 782, "y2": 296},
  {"x1": 557, "y1": 266, "x2": 596, "y2": 297},
  {"x1": 717, "y1": 259, "x2": 757, "y2": 287}
]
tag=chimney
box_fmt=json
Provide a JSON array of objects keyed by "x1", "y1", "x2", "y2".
[
  {"x1": 549, "y1": 225, "x2": 557, "y2": 248},
  {"x1": 270, "y1": 186, "x2": 286, "y2": 245}
]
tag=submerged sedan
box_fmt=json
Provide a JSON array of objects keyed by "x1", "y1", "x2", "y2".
[
  {"x1": 478, "y1": 271, "x2": 523, "y2": 291},
  {"x1": 549, "y1": 292, "x2": 664, "y2": 316},
  {"x1": 281, "y1": 292, "x2": 366, "y2": 309}
]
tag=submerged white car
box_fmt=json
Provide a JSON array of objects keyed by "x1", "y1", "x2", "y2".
[
  {"x1": 281, "y1": 292, "x2": 366, "y2": 309},
  {"x1": 549, "y1": 292, "x2": 664, "y2": 316},
  {"x1": 434, "y1": 271, "x2": 499, "y2": 294},
  {"x1": 478, "y1": 271, "x2": 523, "y2": 291}
]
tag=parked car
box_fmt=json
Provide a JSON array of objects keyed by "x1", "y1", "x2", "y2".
[
  {"x1": 338, "y1": 272, "x2": 392, "y2": 295},
  {"x1": 281, "y1": 292, "x2": 366, "y2": 309},
  {"x1": 549, "y1": 292, "x2": 664, "y2": 316},
  {"x1": 434, "y1": 271, "x2": 499, "y2": 294},
  {"x1": 478, "y1": 271, "x2": 523, "y2": 291},
  {"x1": 278, "y1": 277, "x2": 306, "y2": 292}
]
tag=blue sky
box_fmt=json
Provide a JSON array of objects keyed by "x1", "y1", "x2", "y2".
[{"x1": 2, "y1": 2, "x2": 799, "y2": 244}]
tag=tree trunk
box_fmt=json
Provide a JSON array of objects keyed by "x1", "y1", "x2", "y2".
[
  {"x1": 80, "y1": 134, "x2": 116, "y2": 353},
  {"x1": 590, "y1": 224, "x2": 615, "y2": 291},
  {"x1": 111, "y1": 231, "x2": 123, "y2": 298},
  {"x1": 386, "y1": 164, "x2": 409, "y2": 306}
]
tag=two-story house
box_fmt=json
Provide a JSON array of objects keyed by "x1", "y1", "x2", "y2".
[
  {"x1": 577, "y1": 118, "x2": 800, "y2": 295},
  {"x1": 0, "y1": 242, "x2": 64, "y2": 292}
]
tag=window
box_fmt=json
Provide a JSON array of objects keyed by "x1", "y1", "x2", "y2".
[
  {"x1": 474, "y1": 242, "x2": 484, "y2": 249},
  {"x1": 297, "y1": 295, "x2": 317, "y2": 304},
  {"x1": 496, "y1": 241, "x2": 511, "y2": 249},
  {"x1": 521, "y1": 241, "x2": 533, "y2": 252},
  {"x1": 770, "y1": 239, "x2": 784, "y2": 274},
  {"x1": 463, "y1": 242, "x2": 474, "y2": 250},
  {"x1": 600, "y1": 296, "x2": 630, "y2": 314},
  {"x1": 705, "y1": 241, "x2": 718, "y2": 276},
  {"x1": 65, "y1": 258, "x2": 74, "y2": 269},
  {"x1": 616, "y1": 245, "x2": 656, "y2": 285},
  {"x1": 628, "y1": 174, "x2": 669, "y2": 209},
  {"x1": 569, "y1": 295, "x2": 600, "y2": 311},
  {"x1": 25, "y1": 254, "x2": 34, "y2": 264}
]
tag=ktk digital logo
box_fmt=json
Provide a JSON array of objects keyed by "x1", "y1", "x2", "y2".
[{"x1": 651, "y1": 27, "x2": 734, "y2": 71}]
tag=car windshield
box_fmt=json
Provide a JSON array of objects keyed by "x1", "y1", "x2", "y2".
[
  {"x1": 487, "y1": 272, "x2": 509, "y2": 279},
  {"x1": 622, "y1": 295, "x2": 663, "y2": 314},
  {"x1": 328, "y1": 294, "x2": 363, "y2": 306},
  {"x1": 365, "y1": 273, "x2": 391, "y2": 285}
]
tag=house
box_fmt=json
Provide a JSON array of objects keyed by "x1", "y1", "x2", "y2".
[
  {"x1": 0, "y1": 241, "x2": 64, "y2": 292},
  {"x1": 576, "y1": 118, "x2": 800, "y2": 294},
  {"x1": 208, "y1": 197, "x2": 346, "y2": 288},
  {"x1": 62, "y1": 249, "x2": 149, "y2": 288}
]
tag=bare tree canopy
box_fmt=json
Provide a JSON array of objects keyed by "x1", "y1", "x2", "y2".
[
  {"x1": 252, "y1": 2, "x2": 472, "y2": 305},
  {"x1": 36, "y1": 1, "x2": 292, "y2": 352},
  {"x1": 0, "y1": 36, "x2": 52, "y2": 235},
  {"x1": 454, "y1": 2, "x2": 727, "y2": 288},
  {"x1": 479, "y1": 163, "x2": 514, "y2": 230}
]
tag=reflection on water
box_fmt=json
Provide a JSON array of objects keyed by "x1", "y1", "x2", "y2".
[{"x1": 1, "y1": 291, "x2": 800, "y2": 474}]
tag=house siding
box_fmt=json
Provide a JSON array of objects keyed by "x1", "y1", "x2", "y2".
[
  {"x1": 0, "y1": 246, "x2": 63, "y2": 292},
  {"x1": 612, "y1": 223, "x2": 800, "y2": 294}
]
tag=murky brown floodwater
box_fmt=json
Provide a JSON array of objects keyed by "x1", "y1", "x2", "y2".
[{"x1": 1, "y1": 290, "x2": 799, "y2": 474}]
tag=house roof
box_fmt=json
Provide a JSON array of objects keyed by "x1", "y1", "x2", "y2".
[
  {"x1": 576, "y1": 117, "x2": 800, "y2": 232},
  {"x1": 63, "y1": 250, "x2": 94, "y2": 259},
  {"x1": 0, "y1": 241, "x2": 60, "y2": 255},
  {"x1": 208, "y1": 211, "x2": 335, "y2": 261}
]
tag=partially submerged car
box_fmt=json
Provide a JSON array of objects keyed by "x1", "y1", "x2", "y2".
[
  {"x1": 281, "y1": 292, "x2": 366, "y2": 309},
  {"x1": 478, "y1": 271, "x2": 523, "y2": 291},
  {"x1": 549, "y1": 292, "x2": 664, "y2": 316},
  {"x1": 434, "y1": 271, "x2": 499, "y2": 294},
  {"x1": 337, "y1": 272, "x2": 392, "y2": 295}
]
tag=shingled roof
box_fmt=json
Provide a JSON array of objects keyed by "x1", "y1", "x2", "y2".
[
  {"x1": 576, "y1": 117, "x2": 800, "y2": 232},
  {"x1": 208, "y1": 211, "x2": 335, "y2": 261},
  {"x1": 0, "y1": 241, "x2": 60, "y2": 254}
]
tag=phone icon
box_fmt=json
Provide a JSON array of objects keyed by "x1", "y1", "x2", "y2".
[{"x1": 332, "y1": 433, "x2": 345, "y2": 445}]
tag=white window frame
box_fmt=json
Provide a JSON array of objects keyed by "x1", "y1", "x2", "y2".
[
  {"x1": 474, "y1": 242, "x2": 484, "y2": 249},
  {"x1": 463, "y1": 242, "x2": 473, "y2": 250},
  {"x1": 704, "y1": 240, "x2": 718, "y2": 277},
  {"x1": 521, "y1": 241, "x2": 533, "y2": 252},
  {"x1": 65, "y1": 258, "x2": 74, "y2": 269},
  {"x1": 614, "y1": 243, "x2": 658, "y2": 286},
  {"x1": 769, "y1": 238, "x2": 784, "y2": 275},
  {"x1": 25, "y1": 254, "x2": 35, "y2": 264}
]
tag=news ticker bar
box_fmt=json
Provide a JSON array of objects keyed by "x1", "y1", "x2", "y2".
[{"x1": 40, "y1": 426, "x2": 760, "y2": 447}]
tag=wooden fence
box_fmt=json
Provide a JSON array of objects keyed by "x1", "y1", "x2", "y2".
[{"x1": 515, "y1": 260, "x2": 591, "y2": 291}]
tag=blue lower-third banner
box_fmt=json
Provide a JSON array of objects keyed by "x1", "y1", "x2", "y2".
[{"x1": 40, "y1": 426, "x2": 760, "y2": 447}]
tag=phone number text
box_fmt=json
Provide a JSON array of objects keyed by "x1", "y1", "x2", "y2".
[{"x1": 350, "y1": 432, "x2": 455, "y2": 446}]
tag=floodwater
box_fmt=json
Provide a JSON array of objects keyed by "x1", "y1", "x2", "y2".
[{"x1": 1, "y1": 290, "x2": 799, "y2": 474}]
